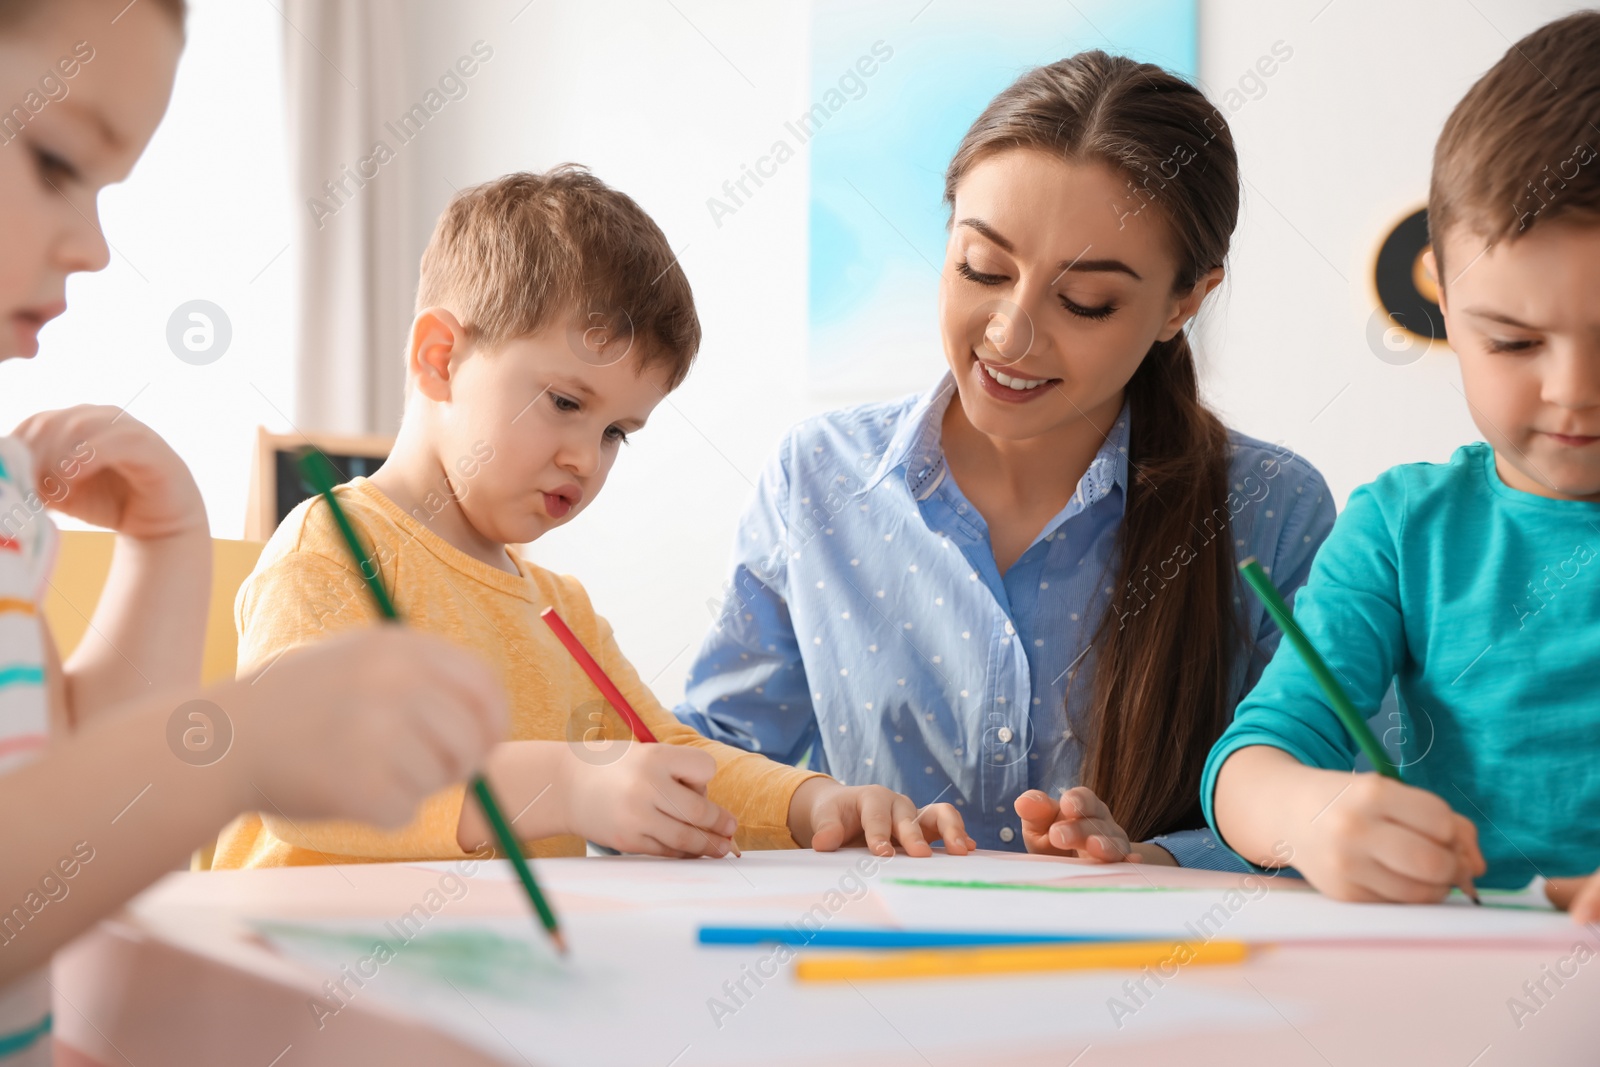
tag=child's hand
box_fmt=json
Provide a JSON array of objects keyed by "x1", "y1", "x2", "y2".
[
  {"x1": 1292, "y1": 771, "x2": 1486, "y2": 903},
  {"x1": 14, "y1": 406, "x2": 206, "y2": 539},
  {"x1": 1014, "y1": 786, "x2": 1145, "y2": 862},
  {"x1": 226, "y1": 627, "x2": 507, "y2": 826},
  {"x1": 1543, "y1": 872, "x2": 1600, "y2": 922},
  {"x1": 560, "y1": 744, "x2": 739, "y2": 858},
  {"x1": 787, "y1": 778, "x2": 975, "y2": 857}
]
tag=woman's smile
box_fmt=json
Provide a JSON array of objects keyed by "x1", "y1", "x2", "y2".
[{"x1": 971, "y1": 351, "x2": 1061, "y2": 403}]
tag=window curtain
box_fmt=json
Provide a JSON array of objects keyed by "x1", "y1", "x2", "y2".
[{"x1": 281, "y1": 0, "x2": 420, "y2": 434}]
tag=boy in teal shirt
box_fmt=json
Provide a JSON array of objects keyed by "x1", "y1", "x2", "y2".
[{"x1": 1206, "y1": 11, "x2": 1600, "y2": 914}]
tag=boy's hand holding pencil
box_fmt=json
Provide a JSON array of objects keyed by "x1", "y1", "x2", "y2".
[
  {"x1": 1274, "y1": 760, "x2": 1486, "y2": 904},
  {"x1": 232, "y1": 627, "x2": 507, "y2": 827},
  {"x1": 512, "y1": 741, "x2": 739, "y2": 858},
  {"x1": 1225, "y1": 558, "x2": 1486, "y2": 905}
]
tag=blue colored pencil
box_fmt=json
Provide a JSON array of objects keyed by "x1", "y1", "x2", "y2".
[{"x1": 697, "y1": 926, "x2": 1142, "y2": 949}]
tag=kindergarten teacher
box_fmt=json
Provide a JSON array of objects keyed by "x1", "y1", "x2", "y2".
[{"x1": 676, "y1": 52, "x2": 1333, "y2": 867}]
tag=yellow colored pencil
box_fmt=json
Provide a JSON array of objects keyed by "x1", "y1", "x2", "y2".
[{"x1": 794, "y1": 938, "x2": 1250, "y2": 983}]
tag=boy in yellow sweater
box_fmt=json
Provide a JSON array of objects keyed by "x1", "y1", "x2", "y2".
[{"x1": 215, "y1": 167, "x2": 972, "y2": 867}]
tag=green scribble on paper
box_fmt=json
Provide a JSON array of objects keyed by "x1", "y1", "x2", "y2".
[
  {"x1": 885, "y1": 877, "x2": 1194, "y2": 893},
  {"x1": 259, "y1": 921, "x2": 564, "y2": 997}
]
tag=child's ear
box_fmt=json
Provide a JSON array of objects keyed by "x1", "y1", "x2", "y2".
[
  {"x1": 1422, "y1": 248, "x2": 1447, "y2": 315},
  {"x1": 1157, "y1": 265, "x2": 1225, "y2": 342},
  {"x1": 409, "y1": 308, "x2": 468, "y2": 401}
]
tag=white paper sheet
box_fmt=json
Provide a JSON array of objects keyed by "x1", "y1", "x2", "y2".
[
  {"x1": 410, "y1": 849, "x2": 1129, "y2": 907},
  {"x1": 874, "y1": 873, "x2": 1580, "y2": 945},
  {"x1": 256, "y1": 910, "x2": 1288, "y2": 1067}
]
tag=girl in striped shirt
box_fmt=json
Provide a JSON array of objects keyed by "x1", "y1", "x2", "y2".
[{"x1": 0, "y1": 2, "x2": 508, "y2": 1059}]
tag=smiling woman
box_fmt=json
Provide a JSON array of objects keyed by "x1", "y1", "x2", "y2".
[{"x1": 676, "y1": 51, "x2": 1336, "y2": 870}]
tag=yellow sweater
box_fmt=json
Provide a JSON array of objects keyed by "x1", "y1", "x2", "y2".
[{"x1": 212, "y1": 479, "x2": 822, "y2": 868}]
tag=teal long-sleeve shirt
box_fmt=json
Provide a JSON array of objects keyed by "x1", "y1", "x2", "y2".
[{"x1": 1202, "y1": 442, "x2": 1600, "y2": 888}]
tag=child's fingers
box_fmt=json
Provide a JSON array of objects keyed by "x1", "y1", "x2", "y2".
[
  {"x1": 649, "y1": 778, "x2": 737, "y2": 850},
  {"x1": 396, "y1": 678, "x2": 503, "y2": 784},
  {"x1": 920, "y1": 803, "x2": 970, "y2": 855},
  {"x1": 398, "y1": 633, "x2": 508, "y2": 749},
  {"x1": 657, "y1": 746, "x2": 718, "y2": 792},
  {"x1": 635, "y1": 832, "x2": 717, "y2": 859},
  {"x1": 890, "y1": 793, "x2": 933, "y2": 857},
  {"x1": 637, "y1": 812, "x2": 733, "y2": 857},
  {"x1": 1346, "y1": 831, "x2": 1459, "y2": 903},
  {"x1": 383, "y1": 691, "x2": 479, "y2": 792},
  {"x1": 1567, "y1": 876, "x2": 1600, "y2": 924},
  {"x1": 1544, "y1": 876, "x2": 1585, "y2": 911},
  {"x1": 807, "y1": 800, "x2": 848, "y2": 853},
  {"x1": 648, "y1": 772, "x2": 736, "y2": 837},
  {"x1": 1375, "y1": 778, "x2": 1467, "y2": 849},
  {"x1": 362, "y1": 732, "x2": 453, "y2": 826},
  {"x1": 856, "y1": 789, "x2": 897, "y2": 857},
  {"x1": 1351, "y1": 858, "x2": 1455, "y2": 904},
  {"x1": 1452, "y1": 814, "x2": 1487, "y2": 876}
]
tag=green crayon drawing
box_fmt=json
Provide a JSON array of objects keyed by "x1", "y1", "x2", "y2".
[{"x1": 259, "y1": 921, "x2": 565, "y2": 998}]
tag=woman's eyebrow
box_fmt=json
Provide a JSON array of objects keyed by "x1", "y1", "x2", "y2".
[
  {"x1": 957, "y1": 216, "x2": 1014, "y2": 251},
  {"x1": 1059, "y1": 257, "x2": 1142, "y2": 281},
  {"x1": 957, "y1": 217, "x2": 1142, "y2": 281}
]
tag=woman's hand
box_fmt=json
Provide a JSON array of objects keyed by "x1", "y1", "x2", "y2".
[
  {"x1": 14, "y1": 406, "x2": 206, "y2": 539},
  {"x1": 1014, "y1": 786, "x2": 1157, "y2": 863},
  {"x1": 788, "y1": 779, "x2": 975, "y2": 857}
]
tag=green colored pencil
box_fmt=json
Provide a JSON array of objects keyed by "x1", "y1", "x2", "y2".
[
  {"x1": 297, "y1": 450, "x2": 568, "y2": 953},
  {"x1": 1237, "y1": 557, "x2": 1396, "y2": 778},
  {"x1": 1238, "y1": 556, "x2": 1479, "y2": 904}
]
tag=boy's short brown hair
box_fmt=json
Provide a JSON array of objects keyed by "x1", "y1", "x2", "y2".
[
  {"x1": 416, "y1": 165, "x2": 700, "y2": 389},
  {"x1": 1429, "y1": 11, "x2": 1600, "y2": 275}
]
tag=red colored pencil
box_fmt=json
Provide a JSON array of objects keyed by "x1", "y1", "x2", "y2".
[
  {"x1": 539, "y1": 606, "x2": 741, "y2": 856},
  {"x1": 540, "y1": 606, "x2": 659, "y2": 742}
]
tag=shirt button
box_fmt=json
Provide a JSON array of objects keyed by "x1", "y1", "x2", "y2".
[
  {"x1": 999, "y1": 827, "x2": 1015, "y2": 843},
  {"x1": 997, "y1": 726, "x2": 1014, "y2": 743},
  {"x1": 1004, "y1": 621, "x2": 1015, "y2": 635}
]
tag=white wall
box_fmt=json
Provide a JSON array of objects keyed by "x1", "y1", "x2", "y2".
[
  {"x1": 6, "y1": 0, "x2": 1588, "y2": 707},
  {"x1": 1191, "y1": 0, "x2": 1586, "y2": 492}
]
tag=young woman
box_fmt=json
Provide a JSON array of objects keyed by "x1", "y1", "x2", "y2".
[{"x1": 676, "y1": 51, "x2": 1335, "y2": 869}]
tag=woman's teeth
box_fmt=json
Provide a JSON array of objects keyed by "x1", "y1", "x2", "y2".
[{"x1": 981, "y1": 361, "x2": 1046, "y2": 391}]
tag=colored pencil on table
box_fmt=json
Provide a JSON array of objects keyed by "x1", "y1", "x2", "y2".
[
  {"x1": 540, "y1": 606, "x2": 741, "y2": 857},
  {"x1": 793, "y1": 939, "x2": 1251, "y2": 983},
  {"x1": 1237, "y1": 556, "x2": 1480, "y2": 905},
  {"x1": 297, "y1": 450, "x2": 569, "y2": 954},
  {"x1": 698, "y1": 926, "x2": 1139, "y2": 949}
]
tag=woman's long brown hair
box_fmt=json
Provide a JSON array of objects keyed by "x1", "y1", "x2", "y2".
[{"x1": 944, "y1": 52, "x2": 1246, "y2": 841}]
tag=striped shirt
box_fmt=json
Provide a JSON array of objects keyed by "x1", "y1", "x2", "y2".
[{"x1": 0, "y1": 435, "x2": 59, "y2": 1065}]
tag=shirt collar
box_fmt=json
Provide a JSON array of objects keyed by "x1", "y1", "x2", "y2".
[
  {"x1": 1083, "y1": 401, "x2": 1132, "y2": 506},
  {"x1": 862, "y1": 373, "x2": 958, "y2": 495},
  {"x1": 863, "y1": 371, "x2": 1133, "y2": 507}
]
